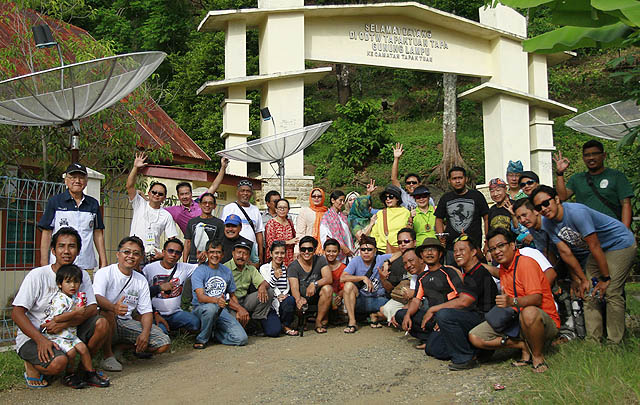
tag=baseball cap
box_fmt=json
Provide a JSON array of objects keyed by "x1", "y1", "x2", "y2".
[
  {"x1": 224, "y1": 214, "x2": 242, "y2": 226},
  {"x1": 233, "y1": 240, "x2": 252, "y2": 251},
  {"x1": 65, "y1": 163, "x2": 87, "y2": 176}
]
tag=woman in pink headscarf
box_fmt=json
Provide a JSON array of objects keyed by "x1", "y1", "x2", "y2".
[{"x1": 320, "y1": 190, "x2": 354, "y2": 263}]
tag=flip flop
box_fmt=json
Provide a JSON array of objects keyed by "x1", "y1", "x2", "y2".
[
  {"x1": 193, "y1": 342, "x2": 206, "y2": 349},
  {"x1": 532, "y1": 362, "x2": 549, "y2": 373},
  {"x1": 370, "y1": 322, "x2": 383, "y2": 328},
  {"x1": 343, "y1": 325, "x2": 357, "y2": 334},
  {"x1": 511, "y1": 359, "x2": 533, "y2": 367},
  {"x1": 24, "y1": 372, "x2": 49, "y2": 389},
  {"x1": 285, "y1": 329, "x2": 299, "y2": 336},
  {"x1": 315, "y1": 326, "x2": 328, "y2": 334}
]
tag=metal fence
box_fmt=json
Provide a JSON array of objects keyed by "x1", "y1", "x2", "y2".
[{"x1": 0, "y1": 176, "x2": 65, "y2": 343}]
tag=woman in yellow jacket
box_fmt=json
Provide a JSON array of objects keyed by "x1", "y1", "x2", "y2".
[{"x1": 370, "y1": 185, "x2": 411, "y2": 253}]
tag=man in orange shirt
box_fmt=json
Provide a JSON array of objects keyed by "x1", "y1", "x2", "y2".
[{"x1": 469, "y1": 228, "x2": 559, "y2": 373}]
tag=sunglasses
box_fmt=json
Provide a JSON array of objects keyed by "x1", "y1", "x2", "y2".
[
  {"x1": 360, "y1": 247, "x2": 375, "y2": 252},
  {"x1": 384, "y1": 195, "x2": 397, "y2": 200},
  {"x1": 397, "y1": 239, "x2": 413, "y2": 245},
  {"x1": 311, "y1": 194, "x2": 322, "y2": 199},
  {"x1": 166, "y1": 248, "x2": 183, "y2": 256},
  {"x1": 300, "y1": 246, "x2": 315, "y2": 253},
  {"x1": 150, "y1": 190, "x2": 165, "y2": 197},
  {"x1": 413, "y1": 194, "x2": 429, "y2": 199},
  {"x1": 534, "y1": 198, "x2": 554, "y2": 212},
  {"x1": 519, "y1": 179, "x2": 536, "y2": 188},
  {"x1": 405, "y1": 181, "x2": 418, "y2": 185}
]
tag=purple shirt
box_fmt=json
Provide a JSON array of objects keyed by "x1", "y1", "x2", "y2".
[{"x1": 165, "y1": 201, "x2": 202, "y2": 234}]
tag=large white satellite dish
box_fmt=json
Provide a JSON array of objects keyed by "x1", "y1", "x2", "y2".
[
  {"x1": 565, "y1": 99, "x2": 640, "y2": 141},
  {"x1": 217, "y1": 121, "x2": 333, "y2": 195}
]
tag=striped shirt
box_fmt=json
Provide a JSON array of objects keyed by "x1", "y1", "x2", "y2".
[{"x1": 270, "y1": 264, "x2": 288, "y2": 292}]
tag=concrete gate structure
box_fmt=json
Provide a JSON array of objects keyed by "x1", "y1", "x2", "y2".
[{"x1": 197, "y1": 0, "x2": 576, "y2": 204}]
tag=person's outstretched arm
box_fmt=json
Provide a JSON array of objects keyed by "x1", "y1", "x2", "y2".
[{"x1": 126, "y1": 152, "x2": 147, "y2": 201}]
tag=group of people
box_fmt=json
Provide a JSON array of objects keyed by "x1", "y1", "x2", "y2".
[{"x1": 11, "y1": 139, "x2": 636, "y2": 389}]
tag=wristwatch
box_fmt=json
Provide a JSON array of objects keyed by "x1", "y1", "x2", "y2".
[
  {"x1": 599, "y1": 275, "x2": 611, "y2": 282},
  {"x1": 513, "y1": 297, "x2": 519, "y2": 307},
  {"x1": 313, "y1": 281, "x2": 319, "y2": 288}
]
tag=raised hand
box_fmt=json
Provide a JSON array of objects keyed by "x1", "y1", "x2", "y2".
[
  {"x1": 366, "y1": 179, "x2": 377, "y2": 196},
  {"x1": 553, "y1": 151, "x2": 570, "y2": 174},
  {"x1": 133, "y1": 152, "x2": 148, "y2": 169},
  {"x1": 393, "y1": 143, "x2": 404, "y2": 159},
  {"x1": 221, "y1": 157, "x2": 229, "y2": 169}
]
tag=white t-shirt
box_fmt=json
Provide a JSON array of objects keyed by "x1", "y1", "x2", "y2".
[
  {"x1": 129, "y1": 193, "x2": 177, "y2": 254},
  {"x1": 221, "y1": 202, "x2": 264, "y2": 244},
  {"x1": 142, "y1": 261, "x2": 198, "y2": 316},
  {"x1": 93, "y1": 264, "x2": 152, "y2": 320},
  {"x1": 12, "y1": 265, "x2": 96, "y2": 351}
]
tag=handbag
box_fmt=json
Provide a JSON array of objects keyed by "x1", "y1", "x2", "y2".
[
  {"x1": 390, "y1": 279, "x2": 412, "y2": 304},
  {"x1": 485, "y1": 255, "x2": 521, "y2": 337}
]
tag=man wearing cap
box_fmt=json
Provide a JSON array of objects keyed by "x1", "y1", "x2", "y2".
[
  {"x1": 518, "y1": 171, "x2": 540, "y2": 198},
  {"x1": 390, "y1": 143, "x2": 435, "y2": 210},
  {"x1": 554, "y1": 140, "x2": 633, "y2": 227},
  {"x1": 221, "y1": 214, "x2": 259, "y2": 265},
  {"x1": 411, "y1": 185, "x2": 436, "y2": 245},
  {"x1": 221, "y1": 180, "x2": 265, "y2": 264},
  {"x1": 505, "y1": 160, "x2": 526, "y2": 200},
  {"x1": 225, "y1": 240, "x2": 280, "y2": 337},
  {"x1": 126, "y1": 152, "x2": 177, "y2": 261},
  {"x1": 39, "y1": 162, "x2": 107, "y2": 270},
  {"x1": 165, "y1": 157, "x2": 228, "y2": 235},
  {"x1": 394, "y1": 238, "x2": 463, "y2": 349}
]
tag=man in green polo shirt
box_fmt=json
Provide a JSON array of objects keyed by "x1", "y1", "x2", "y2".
[
  {"x1": 224, "y1": 241, "x2": 280, "y2": 337},
  {"x1": 411, "y1": 185, "x2": 436, "y2": 245},
  {"x1": 554, "y1": 140, "x2": 633, "y2": 228}
]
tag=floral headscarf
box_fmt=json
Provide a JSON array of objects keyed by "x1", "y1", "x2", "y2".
[{"x1": 348, "y1": 196, "x2": 372, "y2": 238}]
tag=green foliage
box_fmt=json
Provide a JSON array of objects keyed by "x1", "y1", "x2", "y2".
[{"x1": 0, "y1": 350, "x2": 23, "y2": 391}]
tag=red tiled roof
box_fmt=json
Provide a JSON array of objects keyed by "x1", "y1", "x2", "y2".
[{"x1": 0, "y1": 2, "x2": 210, "y2": 164}]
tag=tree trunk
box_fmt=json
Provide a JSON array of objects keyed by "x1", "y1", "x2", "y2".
[
  {"x1": 335, "y1": 63, "x2": 352, "y2": 105},
  {"x1": 433, "y1": 73, "x2": 465, "y2": 188}
]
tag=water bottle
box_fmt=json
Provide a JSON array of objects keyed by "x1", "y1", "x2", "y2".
[
  {"x1": 588, "y1": 277, "x2": 601, "y2": 300},
  {"x1": 571, "y1": 298, "x2": 586, "y2": 339}
]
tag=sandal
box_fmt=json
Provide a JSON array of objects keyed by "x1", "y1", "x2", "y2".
[
  {"x1": 532, "y1": 362, "x2": 549, "y2": 373},
  {"x1": 84, "y1": 371, "x2": 110, "y2": 388},
  {"x1": 511, "y1": 359, "x2": 533, "y2": 367},
  {"x1": 24, "y1": 372, "x2": 49, "y2": 389},
  {"x1": 315, "y1": 326, "x2": 328, "y2": 334},
  {"x1": 63, "y1": 373, "x2": 88, "y2": 389},
  {"x1": 285, "y1": 329, "x2": 299, "y2": 336},
  {"x1": 415, "y1": 343, "x2": 426, "y2": 350},
  {"x1": 193, "y1": 342, "x2": 206, "y2": 349},
  {"x1": 343, "y1": 325, "x2": 357, "y2": 334},
  {"x1": 370, "y1": 322, "x2": 383, "y2": 328}
]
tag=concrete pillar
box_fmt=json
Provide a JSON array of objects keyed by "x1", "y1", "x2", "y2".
[
  {"x1": 528, "y1": 53, "x2": 555, "y2": 185},
  {"x1": 258, "y1": 2, "x2": 306, "y2": 179},
  {"x1": 84, "y1": 167, "x2": 104, "y2": 202},
  {"x1": 221, "y1": 19, "x2": 250, "y2": 177},
  {"x1": 479, "y1": 5, "x2": 530, "y2": 182}
]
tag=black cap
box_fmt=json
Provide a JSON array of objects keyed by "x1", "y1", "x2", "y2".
[
  {"x1": 233, "y1": 240, "x2": 252, "y2": 252},
  {"x1": 65, "y1": 163, "x2": 87, "y2": 175},
  {"x1": 411, "y1": 185, "x2": 431, "y2": 197},
  {"x1": 519, "y1": 171, "x2": 539, "y2": 184},
  {"x1": 379, "y1": 184, "x2": 403, "y2": 204}
]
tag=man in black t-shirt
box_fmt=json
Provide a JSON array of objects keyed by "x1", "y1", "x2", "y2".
[
  {"x1": 184, "y1": 193, "x2": 224, "y2": 263},
  {"x1": 221, "y1": 214, "x2": 255, "y2": 265},
  {"x1": 435, "y1": 166, "x2": 489, "y2": 265},
  {"x1": 422, "y1": 236, "x2": 498, "y2": 371}
]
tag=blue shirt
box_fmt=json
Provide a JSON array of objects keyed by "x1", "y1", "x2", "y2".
[
  {"x1": 344, "y1": 254, "x2": 391, "y2": 297},
  {"x1": 37, "y1": 189, "x2": 104, "y2": 269},
  {"x1": 191, "y1": 263, "x2": 236, "y2": 307},
  {"x1": 542, "y1": 202, "x2": 635, "y2": 253}
]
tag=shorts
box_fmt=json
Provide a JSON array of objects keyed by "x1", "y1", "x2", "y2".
[
  {"x1": 18, "y1": 340, "x2": 66, "y2": 368},
  {"x1": 470, "y1": 307, "x2": 558, "y2": 342},
  {"x1": 77, "y1": 314, "x2": 100, "y2": 343},
  {"x1": 380, "y1": 299, "x2": 405, "y2": 321},
  {"x1": 115, "y1": 318, "x2": 171, "y2": 349},
  {"x1": 355, "y1": 295, "x2": 389, "y2": 314}
]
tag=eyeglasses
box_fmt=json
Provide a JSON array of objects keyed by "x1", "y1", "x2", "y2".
[
  {"x1": 534, "y1": 198, "x2": 554, "y2": 212},
  {"x1": 276, "y1": 206, "x2": 288, "y2": 211},
  {"x1": 150, "y1": 190, "x2": 165, "y2": 197},
  {"x1": 487, "y1": 242, "x2": 510, "y2": 254},
  {"x1": 519, "y1": 180, "x2": 536, "y2": 188},
  {"x1": 299, "y1": 246, "x2": 315, "y2": 253},
  {"x1": 166, "y1": 248, "x2": 182, "y2": 256},
  {"x1": 405, "y1": 181, "x2": 418, "y2": 185},
  {"x1": 360, "y1": 247, "x2": 375, "y2": 252},
  {"x1": 397, "y1": 239, "x2": 413, "y2": 245},
  {"x1": 311, "y1": 194, "x2": 322, "y2": 199},
  {"x1": 119, "y1": 249, "x2": 142, "y2": 257},
  {"x1": 200, "y1": 200, "x2": 215, "y2": 206},
  {"x1": 384, "y1": 195, "x2": 396, "y2": 200}
]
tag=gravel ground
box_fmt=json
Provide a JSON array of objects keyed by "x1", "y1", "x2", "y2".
[{"x1": 0, "y1": 325, "x2": 523, "y2": 404}]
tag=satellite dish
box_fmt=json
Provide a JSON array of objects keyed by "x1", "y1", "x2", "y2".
[
  {"x1": 217, "y1": 121, "x2": 333, "y2": 196},
  {"x1": 0, "y1": 51, "x2": 166, "y2": 161},
  {"x1": 565, "y1": 99, "x2": 640, "y2": 140}
]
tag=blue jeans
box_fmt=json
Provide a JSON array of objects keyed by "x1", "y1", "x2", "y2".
[
  {"x1": 355, "y1": 295, "x2": 389, "y2": 314},
  {"x1": 157, "y1": 310, "x2": 200, "y2": 335},
  {"x1": 426, "y1": 308, "x2": 483, "y2": 364},
  {"x1": 193, "y1": 303, "x2": 248, "y2": 346},
  {"x1": 279, "y1": 295, "x2": 296, "y2": 328}
]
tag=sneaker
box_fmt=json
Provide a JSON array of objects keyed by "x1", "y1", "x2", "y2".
[
  {"x1": 100, "y1": 356, "x2": 123, "y2": 372},
  {"x1": 448, "y1": 359, "x2": 477, "y2": 371},
  {"x1": 63, "y1": 373, "x2": 88, "y2": 389},
  {"x1": 84, "y1": 371, "x2": 110, "y2": 388}
]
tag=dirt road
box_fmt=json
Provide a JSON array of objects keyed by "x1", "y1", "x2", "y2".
[{"x1": 0, "y1": 326, "x2": 520, "y2": 404}]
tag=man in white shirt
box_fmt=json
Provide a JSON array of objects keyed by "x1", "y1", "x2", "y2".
[
  {"x1": 143, "y1": 238, "x2": 200, "y2": 334},
  {"x1": 221, "y1": 180, "x2": 265, "y2": 264},
  {"x1": 93, "y1": 236, "x2": 170, "y2": 371},
  {"x1": 12, "y1": 227, "x2": 109, "y2": 387},
  {"x1": 126, "y1": 152, "x2": 177, "y2": 262}
]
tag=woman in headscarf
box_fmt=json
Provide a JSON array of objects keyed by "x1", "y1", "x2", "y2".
[
  {"x1": 370, "y1": 185, "x2": 411, "y2": 253},
  {"x1": 320, "y1": 190, "x2": 355, "y2": 263},
  {"x1": 295, "y1": 187, "x2": 328, "y2": 253},
  {"x1": 344, "y1": 191, "x2": 360, "y2": 215},
  {"x1": 348, "y1": 196, "x2": 375, "y2": 241}
]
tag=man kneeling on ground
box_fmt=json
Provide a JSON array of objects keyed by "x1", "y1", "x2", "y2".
[
  {"x1": 94, "y1": 236, "x2": 170, "y2": 367},
  {"x1": 422, "y1": 236, "x2": 498, "y2": 370},
  {"x1": 469, "y1": 228, "x2": 560, "y2": 373}
]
